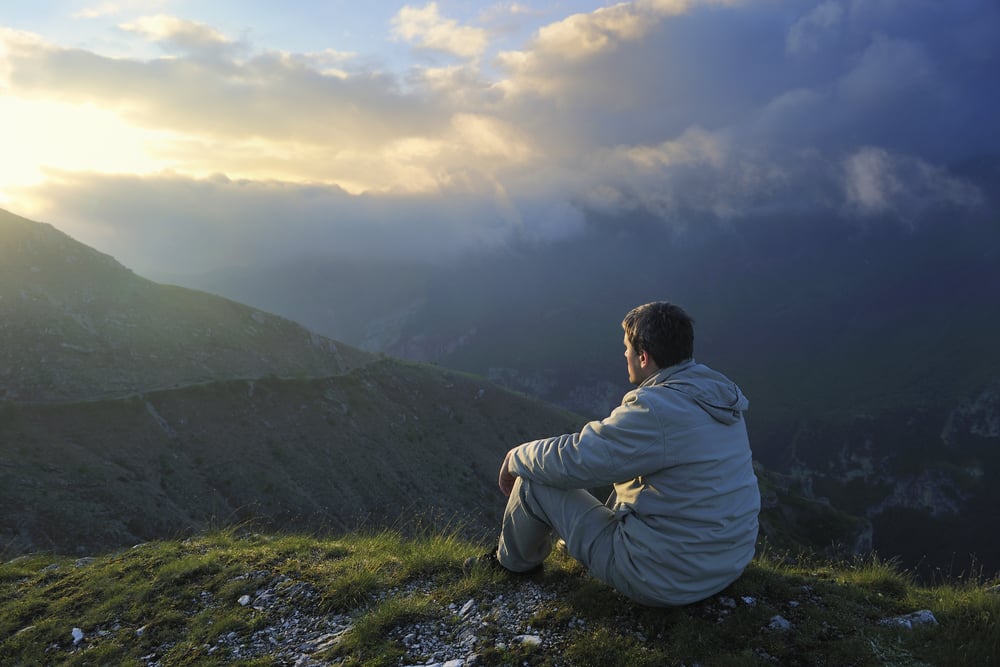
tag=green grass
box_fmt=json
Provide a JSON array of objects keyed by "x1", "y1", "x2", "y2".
[{"x1": 1, "y1": 530, "x2": 996, "y2": 666}]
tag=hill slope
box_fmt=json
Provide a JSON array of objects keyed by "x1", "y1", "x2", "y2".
[
  {"x1": 0, "y1": 358, "x2": 583, "y2": 556},
  {"x1": 0, "y1": 208, "x2": 370, "y2": 402}
]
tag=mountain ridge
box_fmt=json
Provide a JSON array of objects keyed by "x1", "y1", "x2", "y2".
[{"x1": 0, "y1": 208, "x2": 371, "y2": 403}]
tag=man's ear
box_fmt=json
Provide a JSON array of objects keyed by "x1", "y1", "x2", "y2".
[{"x1": 638, "y1": 350, "x2": 651, "y2": 367}]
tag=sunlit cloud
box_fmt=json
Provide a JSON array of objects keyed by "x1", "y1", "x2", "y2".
[
  {"x1": 73, "y1": 0, "x2": 171, "y2": 20},
  {"x1": 392, "y1": 3, "x2": 489, "y2": 59},
  {"x1": 495, "y1": 0, "x2": 736, "y2": 97},
  {"x1": 119, "y1": 14, "x2": 233, "y2": 55}
]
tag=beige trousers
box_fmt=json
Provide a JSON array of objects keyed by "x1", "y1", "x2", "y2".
[{"x1": 496, "y1": 477, "x2": 663, "y2": 605}]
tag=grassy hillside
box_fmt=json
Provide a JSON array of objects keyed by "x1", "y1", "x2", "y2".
[
  {"x1": 1, "y1": 529, "x2": 996, "y2": 666},
  {"x1": 0, "y1": 208, "x2": 370, "y2": 402},
  {"x1": 0, "y1": 358, "x2": 582, "y2": 557}
]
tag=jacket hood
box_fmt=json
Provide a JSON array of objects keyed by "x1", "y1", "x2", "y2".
[{"x1": 644, "y1": 359, "x2": 749, "y2": 425}]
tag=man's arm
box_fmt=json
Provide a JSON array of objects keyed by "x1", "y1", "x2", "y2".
[
  {"x1": 505, "y1": 389, "x2": 667, "y2": 490},
  {"x1": 498, "y1": 449, "x2": 517, "y2": 497}
]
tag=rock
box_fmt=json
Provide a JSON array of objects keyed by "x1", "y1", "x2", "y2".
[
  {"x1": 459, "y1": 599, "x2": 475, "y2": 617},
  {"x1": 880, "y1": 609, "x2": 938, "y2": 629},
  {"x1": 768, "y1": 615, "x2": 792, "y2": 631},
  {"x1": 514, "y1": 634, "x2": 542, "y2": 646},
  {"x1": 238, "y1": 594, "x2": 252, "y2": 606},
  {"x1": 71, "y1": 627, "x2": 84, "y2": 644}
]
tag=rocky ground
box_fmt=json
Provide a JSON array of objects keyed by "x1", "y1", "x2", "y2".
[{"x1": 50, "y1": 559, "x2": 940, "y2": 667}]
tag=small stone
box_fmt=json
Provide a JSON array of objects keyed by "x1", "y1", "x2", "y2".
[
  {"x1": 880, "y1": 609, "x2": 938, "y2": 629},
  {"x1": 514, "y1": 634, "x2": 542, "y2": 646},
  {"x1": 459, "y1": 599, "x2": 475, "y2": 617},
  {"x1": 136, "y1": 625, "x2": 148, "y2": 637},
  {"x1": 71, "y1": 627, "x2": 84, "y2": 644},
  {"x1": 741, "y1": 596, "x2": 756, "y2": 606},
  {"x1": 238, "y1": 595, "x2": 252, "y2": 606},
  {"x1": 718, "y1": 596, "x2": 736, "y2": 609},
  {"x1": 768, "y1": 615, "x2": 792, "y2": 631}
]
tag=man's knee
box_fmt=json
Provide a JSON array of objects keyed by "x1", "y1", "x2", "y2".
[{"x1": 514, "y1": 477, "x2": 553, "y2": 526}]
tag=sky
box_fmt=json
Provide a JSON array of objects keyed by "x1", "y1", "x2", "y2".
[{"x1": 1, "y1": 0, "x2": 998, "y2": 275}]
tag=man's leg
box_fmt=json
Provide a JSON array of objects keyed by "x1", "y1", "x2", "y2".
[{"x1": 497, "y1": 477, "x2": 617, "y2": 573}]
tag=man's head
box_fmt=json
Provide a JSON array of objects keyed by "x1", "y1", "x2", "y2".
[{"x1": 622, "y1": 302, "x2": 695, "y2": 384}]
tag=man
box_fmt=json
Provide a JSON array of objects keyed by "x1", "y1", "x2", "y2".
[{"x1": 472, "y1": 301, "x2": 760, "y2": 606}]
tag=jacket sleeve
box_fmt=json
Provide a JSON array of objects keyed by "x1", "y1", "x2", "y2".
[{"x1": 507, "y1": 388, "x2": 667, "y2": 489}]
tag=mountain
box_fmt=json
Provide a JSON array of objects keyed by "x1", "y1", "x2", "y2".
[
  {"x1": 0, "y1": 209, "x2": 588, "y2": 555},
  {"x1": 0, "y1": 358, "x2": 583, "y2": 556},
  {"x1": 164, "y1": 190, "x2": 1000, "y2": 578},
  {"x1": 179, "y1": 210, "x2": 1000, "y2": 444},
  {"x1": 0, "y1": 209, "x2": 869, "y2": 561},
  {"x1": 0, "y1": 208, "x2": 371, "y2": 403}
]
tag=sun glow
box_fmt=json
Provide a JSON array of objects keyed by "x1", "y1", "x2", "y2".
[{"x1": 0, "y1": 98, "x2": 172, "y2": 204}]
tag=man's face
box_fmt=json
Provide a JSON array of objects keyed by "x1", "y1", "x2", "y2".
[{"x1": 624, "y1": 334, "x2": 650, "y2": 385}]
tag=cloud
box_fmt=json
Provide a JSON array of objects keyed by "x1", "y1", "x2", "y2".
[
  {"x1": 73, "y1": 0, "x2": 171, "y2": 20},
  {"x1": 0, "y1": 25, "x2": 450, "y2": 163},
  {"x1": 119, "y1": 14, "x2": 235, "y2": 58},
  {"x1": 836, "y1": 33, "x2": 937, "y2": 105},
  {"x1": 786, "y1": 1, "x2": 844, "y2": 54},
  {"x1": 843, "y1": 147, "x2": 983, "y2": 219},
  {"x1": 20, "y1": 171, "x2": 545, "y2": 274},
  {"x1": 392, "y1": 3, "x2": 489, "y2": 59},
  {"x1": 1, "y1": 0, "x2": 997, "y2": 275}
]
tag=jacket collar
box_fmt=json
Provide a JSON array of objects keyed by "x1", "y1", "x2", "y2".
[{"x1": 638, "y1": 358, "x2": 696, "y2": 388}]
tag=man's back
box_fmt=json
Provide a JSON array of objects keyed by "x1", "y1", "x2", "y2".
[{"x1": 608, "y1": 359, "x2": 759, "y2": 605}]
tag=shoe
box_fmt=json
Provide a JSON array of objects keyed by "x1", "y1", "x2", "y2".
[
  {"x1": 463, "y1": 549, "x2": 543, "y2": 577},
  {"x1": 554, "y1": 538, "x2": 568, "y2": 557}
]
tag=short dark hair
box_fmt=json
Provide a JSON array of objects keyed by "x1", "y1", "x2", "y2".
[{"x1": 622, "y1": 301, "x2": 694, "y2": 368}]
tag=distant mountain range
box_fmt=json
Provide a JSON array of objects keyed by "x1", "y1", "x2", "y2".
[
  {"x1": 154, "y1": 167, "x2": 1000, "y2": 579},
  {"x1": 3, "y1": 204, "x2": 999, "y2": 580},
  {"x1": 0, "y1": 208, "x2": 867, "y2": 562}
]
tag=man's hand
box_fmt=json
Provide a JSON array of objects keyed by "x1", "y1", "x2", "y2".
[{"x1": 498, "y1": 449, "x2": 517, "y2": 497}]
